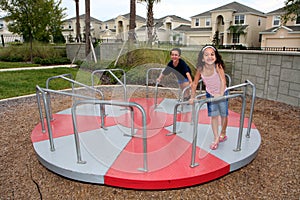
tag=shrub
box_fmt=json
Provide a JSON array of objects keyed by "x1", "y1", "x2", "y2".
[
  {"x1": 33, "y1": 57, "x2": 70, "y2": 65},
  {"x1": 0, "y1": 42, "x2": 68, "y2": 63}
]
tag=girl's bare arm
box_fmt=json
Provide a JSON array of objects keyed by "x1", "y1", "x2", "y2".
[{"x1": 216, "y1": 64, "x2": 226, "y2": 96}]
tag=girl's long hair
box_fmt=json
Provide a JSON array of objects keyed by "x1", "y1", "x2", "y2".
[{"x1": 196, "y1": 45, "x2": 225, "y2": 71}]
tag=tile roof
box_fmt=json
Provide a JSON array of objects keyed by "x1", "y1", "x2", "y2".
[
  {"x1": 260, "y1": 25, "x2": 300, "y2": 33},
  {"x1": 173, "y1": 24, "x2": 212, "y2": 32},
  {"x1": 192, "y1": 1, "x2": 265, "y2": 18},
  {"x1": 154, "y1": 15, "x2": 191, "y2": 23}
]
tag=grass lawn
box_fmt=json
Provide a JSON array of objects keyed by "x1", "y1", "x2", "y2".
[
  {"x1": 0, "y1": 67, "x2": 96, "y2": 100},
  {"x1": 0, "y1": 61, "x2": 40, "y2": 69}
]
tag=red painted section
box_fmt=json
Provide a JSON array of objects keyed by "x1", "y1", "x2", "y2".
[
  {"x1": 31, "y1": 114, "x2": 117, "y2": 142},
  {"x1": 105, "y1": 128, "x2": 229, "y2": 189}
]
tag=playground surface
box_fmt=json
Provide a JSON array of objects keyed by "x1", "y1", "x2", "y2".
[{"x1": 0, "y1": 88, "x2": 299, "y2": 199}]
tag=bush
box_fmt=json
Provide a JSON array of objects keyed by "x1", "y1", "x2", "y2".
[
  {"x1": 0, "y1": 42, "x2": 68, "y2": 63},
  {"x1": 33, "y1": 57, "x2": 70, "y2": 65}
]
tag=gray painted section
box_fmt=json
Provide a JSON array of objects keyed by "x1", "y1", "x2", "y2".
[
  {"x1": 33, "y1": 125, "x2": 133, "y2": 183},
  {"x1": 165, "y1": 122, "x2": 261, "y2": 171}
]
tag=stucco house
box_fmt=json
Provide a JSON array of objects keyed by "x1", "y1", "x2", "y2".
[
  {"x1": 175, "y1": 1, "x2": 267, "y2": 47},
  {"x1": 260, "y1": 7, "x2": 300, "y2": 50},
  {"x1": 61, "y1": 14, "x2": 102, "y2": 43},
  {"x1": 135, "y1": 15, "x2": 191, "y2": 43},
  {"x1": 99, "y1": 14, "x2": 191, "y2": 44},
  {"x1": 99, "y1": 13, "x2": 146, "y2": 42},
  {"x1": 0, "y1": 17, "x2": 23, "y2": 45}
]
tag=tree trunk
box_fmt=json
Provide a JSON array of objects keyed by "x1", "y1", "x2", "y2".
[
  {"x1": 147, "y1": 2, "x2": 154, "y2": 46},
  {"x1": 75, "y1": 0, "x2": 80, "y2": 42},
  {"x1": 85, "y1": 0, "x2": 91, "y2": 57},
  {"x1": 128, "y1": 0, "x2": 136, "y2": 43}
]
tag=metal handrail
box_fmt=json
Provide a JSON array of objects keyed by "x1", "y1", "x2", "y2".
[
  {"x1": 36, "y1": 85, "x2": 105, "y2": 151},
  {"x1": 189, "y1": 93, "x2": 244, "y2": 167},
  {"x1": 169, "y1": 80, "x2": 256, "y2": 168},
  {"x1": 46, "y1": 74, "x2": 74, "y2": 120},
  {"x1": 225, "y1": 80, "x2": 256, "y2": 138},
  {"x1": 91, "y1": 69, "x2": 127, "y2": 100},
  {"x1": 44, "y1": 74, "x2": 105, "y2": 120},
  {"x1": 71, "y1": 99, "x2": 148, "y2": 172},
  {"x1": 146, "y1": 68, "x2": 164, "y2": 98}
]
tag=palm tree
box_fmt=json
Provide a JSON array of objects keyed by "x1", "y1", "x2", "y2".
[
  {"x1": 138, "y1": 0, "x2": 161, "y2": 45},
  {"x1": 85, "y1": 0, "x2": 91, "y2": 56},
  {"x1": 228, "y1": 25, "x2": 246, "y2": 48},
  {"x1": 129, "y1": 0, "x2": 136, "y2": 43},
  {"x1": 75, "y1": 0, "x2": 80, "y2": 42}
]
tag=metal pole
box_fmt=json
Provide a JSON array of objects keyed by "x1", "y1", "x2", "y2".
[
  {"x1": 234, "y1": 91, "x2": 247, "y2": 151},
  {"x1": 246, "y1": 80, "x2": 256, "y2": 138}
]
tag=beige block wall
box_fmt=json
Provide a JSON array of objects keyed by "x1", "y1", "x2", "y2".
[{"x1": 220, "y1": 50, "x2": 300, "y2": 107}]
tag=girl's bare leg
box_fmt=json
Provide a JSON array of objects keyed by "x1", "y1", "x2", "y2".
[
  {"x1": 211, "y1": 116, "x2": 219, "y2": 144},
  {"x1": 220, "y1": 116, "x2": 228, "y2": 136}
]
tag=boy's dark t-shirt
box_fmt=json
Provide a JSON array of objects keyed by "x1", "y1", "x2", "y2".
[{"x1": 162, "y1": 59, "x2": 191, "y2": 81}]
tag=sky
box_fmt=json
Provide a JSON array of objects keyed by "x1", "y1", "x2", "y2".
[{"x1": 60, "y1": 0, "x2": 285, "y2": 21}]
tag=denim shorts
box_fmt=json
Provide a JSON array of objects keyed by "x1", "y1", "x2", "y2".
[
  {"x1": 206, "y1": 91, "x2": 229, "y2": 117},
  {"x1": 178, "y1": 78, "x2": 189, "y2": 84}
]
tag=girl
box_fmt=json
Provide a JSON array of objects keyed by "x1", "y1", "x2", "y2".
[{"x1": 189, "y1": 45, "x2": 228, "y2": 150}]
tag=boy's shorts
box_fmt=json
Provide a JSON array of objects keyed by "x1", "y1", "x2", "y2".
[
  {"x1": 206, "y1": 91, "x2": 229, "y2": 117},
  {"x1": 178, "y1": 78, "x2": 189, "y2": 84}
]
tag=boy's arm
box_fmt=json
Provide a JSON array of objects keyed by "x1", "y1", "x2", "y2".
[
  {"x1": 186, "y1": 72, "x2": 193, "y2": 84},
  {"x1": 157, "y1": 73, "x2": 164, "y2": 83}
]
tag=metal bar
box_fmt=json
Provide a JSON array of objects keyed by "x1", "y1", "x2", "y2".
[
  {"x1": 246, "y1": 80, "x2": 256, "y2": 138},
  {"x1": 190, "y1": 93, "x2": 243, "y2": 167},
  {"x1": 234, "y1": 91, "x2": 247, "y2": 151},
  {"x1": 91, "y1": 69, "x2": 125, "y2": 100},
  {"x1": 154, "y1": 81, "x2": 159, "y2": 108},
  {"x1": 71, "y1": 102, "x2": 86, "y2": 164},
  {"x1": 146, "y1": 68, "x2": 163, "y2": 98},
  {"x1": 71, "y1": 99, "x2": 148, "y2": 172},
  {"x1": 35, "y1": 86, "x2": 45, "y2": 133}
]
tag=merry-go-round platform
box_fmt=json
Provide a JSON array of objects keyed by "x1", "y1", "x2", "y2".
[{"x1": 31, "y1": 89, "x2": 261, "y2": 190}]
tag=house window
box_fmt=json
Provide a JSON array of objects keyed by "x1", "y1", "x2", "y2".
[
  {"x1": 68, "y1": 24, "x2": 72, "y2": 29},
  {"x1": 258, "y1": 18, "x2": 261, "y2": 26},
  {"x1": 105, "y1": 24, "x2": 108, "y2": 29},
  {"x1": 195, "y1": 19, "x2": 200, "y2": 26},
  {"x1": 235, "y1": 15, "x2": 244, "y2": 24},
  {"x1": 0, "y1": 23, "x2": 3, "y2": 29},
  {"x1": 166, "y1": 22, "x2": 172, "y2": 30},
  {"x1": 232, "y1": 33, "x2": 240, "y2": 43},
  {"x1": 205, "y1": 18, "x2": 211, "y2": 26},
  {"x1": 273, "y1": 16, "x2": 280, "y2": 26}
]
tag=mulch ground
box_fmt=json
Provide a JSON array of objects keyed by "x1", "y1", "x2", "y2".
[{"x1": 0, "y1": 87, "x2": 299, "y2": 199}]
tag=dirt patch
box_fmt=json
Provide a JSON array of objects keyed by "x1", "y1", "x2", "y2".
[{"x1": 0, "y1": 88, "x2": 299, "y2": 199}]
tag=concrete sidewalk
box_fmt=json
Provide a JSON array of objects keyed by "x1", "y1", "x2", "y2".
[{"x1": 0, "y1": 64, "x2": 77, "y2": 72}]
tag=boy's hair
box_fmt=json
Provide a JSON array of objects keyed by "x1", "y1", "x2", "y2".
[
  {"x1": 170, "y1": 48, "x2": 181, "y2": 56},
  {"x1": 197, "y1": 45, "x2": 225, "y2": 71}
]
